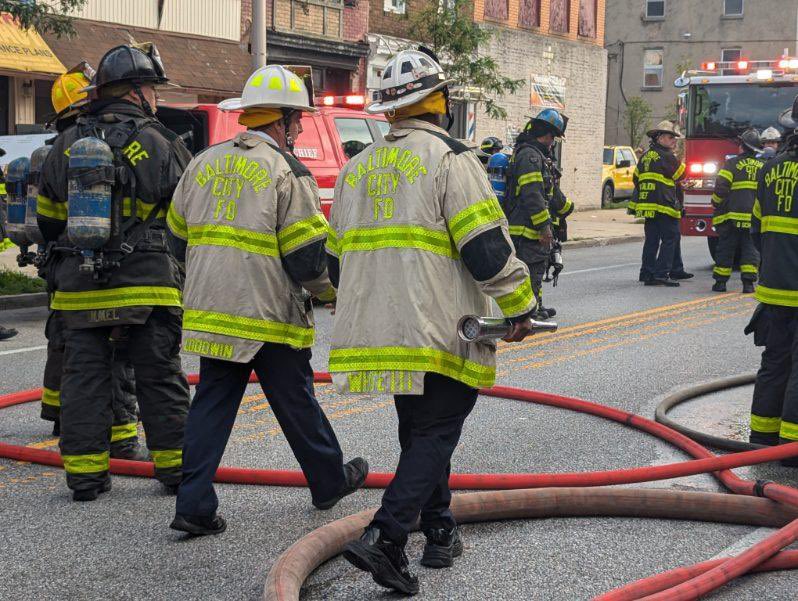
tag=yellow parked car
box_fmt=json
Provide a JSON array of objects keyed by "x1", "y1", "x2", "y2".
[{"x1": 602, "y1": 145, "x2": 637, "y2": 207}]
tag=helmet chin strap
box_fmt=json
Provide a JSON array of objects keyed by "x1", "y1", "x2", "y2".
[
  {"x1": 132, "y1": 83, "x2": 155, "y2": 117},
  {"x1": 442, "y1": 86, "x2": 453, "y2": 132},
  {"x1": 282, "y1": 108, "x2": 296, "y2": 152}
]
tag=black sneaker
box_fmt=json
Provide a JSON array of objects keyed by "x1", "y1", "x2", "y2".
[
  {"x1": 647, "y1": 278, "x2": 680, "y2": 287},
  {"x1": 0, "y1": 326, "x2": 18, "y2": 341},
  {"x1": 712, "y1": 281, "x2": 727, "y2": 292},
  {"x1": 72, "y1": 478, "x2": 111, "y2": 502},
  {"x1": 170, "y1": 513, "x2": 227, "y2": 536},
  {"x1": 742, "y1": 281, "x2": 755, "y2": 294},
  {"x1": 343, "y1": 527, "x2": 419, "y2": 595},
  {"x1": 670, "y1": 271, "x2": 694, "y2": 280},
  {"x1": 420, "y1": 526, "x2": 463, "y2": 568},
  {"x1": 313, "y1": 457, "x2": 369, "y2": 510}
]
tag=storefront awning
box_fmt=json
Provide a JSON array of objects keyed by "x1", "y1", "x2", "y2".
[{"x1": 0, "y1": 13, "x2": 66, "y2": 76}]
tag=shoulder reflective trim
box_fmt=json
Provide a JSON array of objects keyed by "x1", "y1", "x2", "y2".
[
  {"x1": 751, "y1": 414, "x2": 781, "y2": 433},
  {"x1": 496, "y1": 277, "x2": 536, "y2": 317},
  {"x1": 122, "y1": 197, "x2": 166, "y2": 219},
  {"x1": 633, "y1": 202, "x2": 681, "y2": 219},
  {"x1": 325, "y1": 228, "x2": 340, "y2": 257},
  {"x1": 51, "y1": 286, "x2": 182, "y2": 311},
  {"x1": 672, "y1": 162, "x2": 686, "y2": 180},
  {"x1": 0, "y1": 183, "x2": 5, "y2": 195},
  {"x1": 557, "y1": 198, "x2": 573, "y2": 215},
  {"x1": 515, "y1": 171, "x2": 544, "y2": 194},
  {"x1": 759, "y1": 215, "x2": 798, "y2": 235},
  {"x1": 339, "y1": 226, "x2": 458, "y2": 259},
  {"x1": 731, "y1": 181, "x2": 758, "y2": 191},
  {"x1": 781, "y1": 420, "x2": 798, "y2": 441},
  {"x1": 637, "y1": 172, "x2": 675, "y2": 187},
  {"x1": 278, "y1": 213, "x2": 329, "y2": 254},
  {"x1": 150, "y1": 449, "x2": 183, "y2": 469},
  {"x1": 110, "y1": 422, "x2": 138, "y2": 443},
  {"x1": 740, "y1": 264, "x2": 758, "y2": 274},
  {"x1": 448, "y1": 197, "x2": 504, "y2": 245},
  {"x1": 717, "y1": 169, "x2": 734, "y2": 183},
  {"x1": 713, "y1": 212, "x2": 751, "y2": 226},
  {"x1": 41, "y1": 387, "x2": 61, "y2": 407},
  {"x1": 713, "y1": 266, "x2": 733, "y2": 277},
  {"x1": 183, "y1": 309, "x2": 315, "y2": 348},
  {"x1": 508, "y1": 225, "x2": 541, "y2": 240},
  {"x1": 187, "y1": 224, "x2": 279, "y2": 256},
  {"x1": 36, "y1": 195, "x2": 68, "y2": 221},
  {"x1": 166, "y1": 204, "x2": 187, "y2": 240},
  {"x1": 62, "y1": 451, "x2": 109, "y2": 474},
  {"x1": 530, "y1": 207, "x2": 550, "y2": 226},
  {"x1": 329, "y1": 346, "x2": 495, "y2": 389},
  {"x1": 755, "y1": 285, "x2": 798, "y2": 307},
  {"x1": 753, "y1": 199, "x2": 762, "y2": 219}
]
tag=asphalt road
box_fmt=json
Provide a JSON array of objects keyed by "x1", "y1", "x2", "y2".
[{"x1": 1, "y1": 236, "x2": 797, "y2": 601}]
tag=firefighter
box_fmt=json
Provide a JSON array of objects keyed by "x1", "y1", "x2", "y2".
[
  {"x1": 0, "y1": 148, "x2": 16, "y2": 342},
  {"x1": 760, "y1": 126, "x2": 782, "y2": 159},
  {"x1": 478, "y1": 136, "x2": 503, "y2": 166},
  {"x1": 746, "y1": 96, "x2": 798, "y2": 464},
  {"x1": 330, "y1": 48, "x2": 536, "y2": 595},
  {"x1": 37, "y1": 44, "x2": 191, "y2": 502},
  {"x1": 167, "y1": 65, "x2": 367, "y2": 536},
  {"x1": 710, "y1": 128, "x2": 763, "y2": 293},
  {"x1": 504, "y1": 108, "x2": 567, "y2": 319},
  {"x1": 40, "y1": 64, "x2": 145, "y2": 460},
  {"x1": 629, "y1": 121, "x2": 686, "y2": 287}
]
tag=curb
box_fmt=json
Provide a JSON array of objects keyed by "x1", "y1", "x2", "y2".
[
  {"x1": 564, "y1": 235, "x2": 643, "y2": 249},
  {"x1": 0, "y1": 292, "x2": 49, "y2": 311}
]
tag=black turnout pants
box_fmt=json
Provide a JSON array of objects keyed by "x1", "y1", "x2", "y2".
[
  {"x1": 371, "y1": 373, "x2": 478, "y2": 546},
  {"x1": 641, "y1": 213, "x2": 680, "y2": 281},
  {"x1": 176, "y1": 343, "x2": 347, "y2": 517},
  {"x1": 59, "y1": 308, "x2": 189, "y2": 492},
  {"x1": 713, "y1": 222, "x2": 759, "y2": 283}
]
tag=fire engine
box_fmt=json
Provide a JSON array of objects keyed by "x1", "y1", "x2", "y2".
[{"x1": 675, "y1": 57, "x2": 798, "y2": 259}]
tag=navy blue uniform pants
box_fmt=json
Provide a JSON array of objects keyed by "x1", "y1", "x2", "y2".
[
  {"x1": 641, "y1": 214, "x2": 680, "y2": 280},
  {"x1": 176, "y1": 343, "x2": 346, "y2": 517},
  {"x1": 371, "y1": 373, "x2": 478, "y2": 546}
]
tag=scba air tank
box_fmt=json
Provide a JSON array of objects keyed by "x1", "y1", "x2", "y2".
[
  {"x1": 5, "y1": 157, "x2": 32, "y2": 248},
  {"x1": 25, "y1": 145, "x2": 51, "y2": 245},
  {"x1": 67, "y1": 137, "x2": 114, "y2": 250},
  {"x1": 487, "y1": 152, "x2": 509, "y2": 204}
]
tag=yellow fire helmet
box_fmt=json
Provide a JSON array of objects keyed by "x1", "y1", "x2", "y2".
[{"x1": 51, "y1": 61, "x2": 96, "y2": 117}]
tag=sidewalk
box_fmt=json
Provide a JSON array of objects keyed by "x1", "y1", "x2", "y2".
[{"x1": 565, "y1": 207, "x2": 643, "y2": 248}]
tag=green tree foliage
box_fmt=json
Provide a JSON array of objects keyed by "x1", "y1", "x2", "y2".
[
  {"x1": 412, "y1": 0, "x2": 523, "y2": 120},
  {"x1": 0, "y1": 0, "x2": 87, "y2": 38},
  {"x1": 625, "y1": 96, "x2": 653, "y2": 148}
]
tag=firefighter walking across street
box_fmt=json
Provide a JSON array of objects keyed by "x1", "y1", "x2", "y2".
[
  {"x1": 328, "y1": 48, "x2": 537, "y2": 595},
  {"x1": 167, "y1": 64, "x2": 367, "y2": 536},
  {"x1": 710, "y1": 128, "x2": 763, "y2": 294},
  {"x1": 36, "y1": 44, "x2": 192, "y2": 502}
]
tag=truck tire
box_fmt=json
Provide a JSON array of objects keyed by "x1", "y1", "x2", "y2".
[
  {"x1": 707, "y1": 236, "x2": 718, "y2": 262},
  {"x1": 601, "y1": 182, "x2": 614, "y2": 208}
]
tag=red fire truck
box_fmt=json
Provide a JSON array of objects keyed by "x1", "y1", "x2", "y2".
[{"x1": 675, "y1": 58, "x2": 798, "y2": 259}]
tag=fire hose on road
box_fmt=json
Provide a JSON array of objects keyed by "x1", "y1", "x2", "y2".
[{"x1": 2, "y1": 373, "x2": 798, "y2": 599}]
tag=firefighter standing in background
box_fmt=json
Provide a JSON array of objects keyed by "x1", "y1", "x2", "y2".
[
  {"x1": 478, "y1": 136, "x2": 503, "y2": 166},
  {"x1": 39, "y1": 64, "x2": 145, "y2": 462},
  {"x1": 505, "y1": 109, "x2": 568, "y2": 319},
  {"x1": 37, "y1": 44, "x2": 191, "y2": 502},
  {"x1": 629, "y1": 121, "x2": 687, "y2": 287},
  {"x1": 0, "y1": 152, "x2": 17, "y2": 341},
  {"x1": 330, "y1": 48, "x2": 536, "y2": 594},
  {"x1": 760, "y1": 126, "x2": 782, "y2": 159},
  {"x1": 167, "y1": 65, "x2": 367, "y2": 536},
  {"x1": 710, "y1": 128, "x2": 763, "y2": 294},
  {"x1": 746, "y1": 96, "x2": 798, "y2": 464}
]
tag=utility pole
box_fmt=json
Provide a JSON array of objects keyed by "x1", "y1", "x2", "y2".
[{"x1": 251, "y1": 0, "x2": 267, "y2": 69}]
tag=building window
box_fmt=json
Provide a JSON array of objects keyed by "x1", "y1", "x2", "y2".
[
  {"x1": 645, "y1": 0, "x2": 665, "y2": 19},
  {"x1": 721, "y1": 47, "x2": 741, "y2": 75},
  {"x1": 518, "y1": 0, "x2": 540, "y2": 28},
  {"x1": 723, "y1": 0, "x2": 743, "y2": 16},
  {"x1": 643, "y1": 48, "x2": 664, "y2": 89},
  {"x1": 384, "y1": 0, "x2": 406, "y2": 14},
  {"x1": 578, "y1": 0, "x2": 597, "y2": 37},
  {"x1": 484, "y1": 0, "x2": 508, "y2": 21},
  {"x1": 549, "y1": 0, "x2": 570, "y2": 33}
]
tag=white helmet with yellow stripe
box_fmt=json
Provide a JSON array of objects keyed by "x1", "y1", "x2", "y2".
[{"x1": 218, "y1": 65, "x2": 315, "y2": 112}]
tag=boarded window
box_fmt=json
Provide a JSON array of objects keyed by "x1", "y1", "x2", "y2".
[
  {"x1": 549, "y1": 0, "x2": 570, "y2": 33},
  {"x1": 643, "y1": 48, "x2": 664, "y2": 88},
  {"x1": 484, "y1": 0, "x2": 508, "y2": 20},
  {"x1": 518, "y1": 0, "x2": 540, "y2": 28},
  {"x1": 578, "y1": 0, "x2": 596, "y2": 37}
]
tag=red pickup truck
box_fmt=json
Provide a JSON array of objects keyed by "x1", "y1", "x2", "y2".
[{"x1": 158, "y1": 98, "x2": 388, "y2": 217}]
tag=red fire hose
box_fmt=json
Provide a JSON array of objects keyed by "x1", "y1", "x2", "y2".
[{"x1": 2, "y1": 373, "x2": 798, "y2": 599}]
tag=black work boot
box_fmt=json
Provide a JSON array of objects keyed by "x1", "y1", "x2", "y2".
[
  {"x1": 712, "y1": 281, "x2": 727, "y2": 292},
  {"x1": 646, "y1": 278, "x2": 680, "y2": 287},
  {"x1": 0, "y1": 326, "x2": 18, "y2": 341},
  {"x1": 72, "y1": 478, "x2": 112, "y2": 502},
  {"x1": 343, "y1": 527, "x2": 419, "y2": 595},
  {"x1": 742, "y1": 281, "x2": 755, "y2": 294},
  {"x1": 420, "y1": 526, "x2": 463, "y2": 568},
  {"x1": 313, "y1": 457, "x2": 369, "y2": 510},
  {"x1": 670, "y1": 271, "x2": 694, "y2": 280},
  {"x1": 779, "y1": 438, "x2": 798, "y2": 468},
  {"x1": 110, "y1": 440, "x2": 149, "y2": 461},
  {"x1": 170, "y1": 513, "x2": 227, "y2": 536}
]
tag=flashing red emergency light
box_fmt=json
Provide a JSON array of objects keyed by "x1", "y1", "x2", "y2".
[
  {"x1": 737, "y1": 60, "x2": 749, "y2": 71},
  {"x1": 701, "y1": 61, "x2": 716, "y2": 71},
  {"x1": 320, "y1": 95, "x2": 366, "y2": 107}
]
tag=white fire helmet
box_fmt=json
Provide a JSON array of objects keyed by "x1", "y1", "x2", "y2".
[
  {"x1": 218, "y1": 65, "x2": 315, "y2": 112},
  {"x1": 366, "y1": 49, "x2": 454, "y2": 115},
  {"x1": 761, "y1": 126, "x2": 782, "y2": 142}
]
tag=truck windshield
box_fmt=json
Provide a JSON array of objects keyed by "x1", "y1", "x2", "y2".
[{"x1": 689, "y1": 83, "x2": 797, "y2": 138}]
